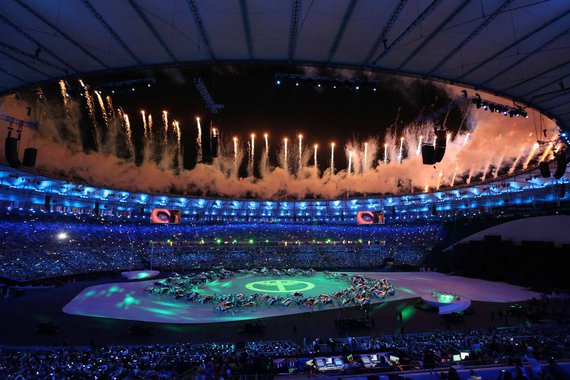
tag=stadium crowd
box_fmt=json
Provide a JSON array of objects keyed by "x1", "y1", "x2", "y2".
[
  {"x1": 0, "y1": 212, "x2": 443, "y2": 281},
  {"x1": 1, "y1": 324, "x2": 568, "y2": 379}
]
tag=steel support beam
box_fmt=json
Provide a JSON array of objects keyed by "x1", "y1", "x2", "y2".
[
  {"x1": 327, "y1": 0, "x2": 358, "y2": 62},
  {"x1": 0, "y1": 50, "x2": 53, "y2": 79},
  {"x1": 427, "y1": 0, "x2": 513, "y2": 75},
  {"x1": 0, "y1": 68, "x2": 30, "y2": 85},
  {"x1": 81, "y1": 0, "x2": 142, "y2": 65},
  {"x1": 457, "y1": 9, "x2": 570, "y2": 80},
  {"x1": 541, "y1": 96, "x2": 570, "y2": 111},
  {"x1": 505, "y1": 59, "x2": 570, "y2": 93},
  {"x1": 187, "y1": 0, "x2": 216, "y2": 61},
  {"x1": 0, "y1": 41, "x2": 67, "y2": 74},
  {"x1": 371, "y1": 0, "x2": 442, "y2": 66},
  {"x1": 482, "y1": 27, "x2": 570, "y2": 85},
  {"x1": 362, "y1": 0, "x2": 407, "y2": 66},
  {"x1": 0, "y1": 13, "x2": 77, "y2": 73},
  {"x1": 239, "y1": 0, "x2": 254, "y2": 60},
  {"x1": 128, "y1": 0, "x2": 177, "y2": 62},
  {"x1": 523, "y1": 75, "x2": 570, "y2": 100},
  {"x1": 14, "y1": 0, "x2": 108, "y2": 69},
  {"x1": 288, "y1": 0, "x2": 302, "y2": 62},
  {"x1": 397, "y1": 0, "x2": 470, "y2": 70}
]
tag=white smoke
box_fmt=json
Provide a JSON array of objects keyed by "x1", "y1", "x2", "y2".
[{"x1": 0, "y1": 80, "x2": 558, "y2": 200}]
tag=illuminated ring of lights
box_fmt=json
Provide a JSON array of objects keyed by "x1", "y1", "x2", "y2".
[{"x1": 245, "y1": 279, "x2": 315, "y2": 293}]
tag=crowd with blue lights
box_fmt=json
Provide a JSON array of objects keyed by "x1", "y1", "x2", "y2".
[
  {"x1": 0, "y1": 213, "x2": 443, "y2": 281},
  {"x1": 1, "y1": 324, "x2": 568, "y2": 379}
]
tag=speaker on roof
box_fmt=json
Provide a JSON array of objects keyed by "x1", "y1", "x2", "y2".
[
  {"x1": 434, "y1": 129, "x2": 447, "y2": 163},
  {"x1": 421, "y1": 144, "x2": 436, "y2": 165},
  {"x1": 539, "y1": 162, "x2": 551, "y2": 178},
  {"x1": 44, "y1": 195, "x2": 51, "y2": 211},
  {"x1": 434, "y1": 146, "x2": 446, "y2": 163},
  {"x1": 558, "y1": 183, "x2": 566, "y2": 198},
  {"x1": 5, "y1": 137, "x2": 21, "y2": 167},
  {"x1": 23, "y1": 148, "x2": 37, "y2": 167},
  {"x1": 553, "y1": 154, "x2": 567, "y2": 179}
]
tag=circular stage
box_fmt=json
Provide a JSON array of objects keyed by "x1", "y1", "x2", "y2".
[{"x1": 63, "y1": 272, "x2": 539, "y2": 324}]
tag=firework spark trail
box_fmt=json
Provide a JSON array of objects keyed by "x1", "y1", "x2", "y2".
[
  {"x1": 523, "y1": 143, "x2": 540, "y2": 169},
  {"x1": 467, "y1": 165, "x2": 475, "y2": 184},
  {"x1": 284, "y1": 138, "x2": 289, "y2": 171},
  {"x1": 493, "y1": 154, "x2": 505, "y2": 178},
  {"x1": 481, "y1": 159, "x2": 492, "y2": 181},
  {"x1": 509, "y1": 145, "x2": 527, "y2": 174},
  {"x1": 437, "y1": 171, "x2": 443, "y2": 191},
  {"x1": 416, "y1": 136, "x2": 423, "y2": 155},
  {"x1": 141, "y1": 111, "x2": 148, "y2": 140},
  {"x1": 330, "y1": 142, "x2": 335, "y2": 176},
  {"x1": 82, "y1": 84, "x2": 102, "y2": 150},
  {"x1": 347, "y1": 151, "x2": 353, "y2": 175},
  {"x1": 94, "y1": 91, "x2": 108, "y2": 129},
  {"x1": 463, "y1": 132, "x2": 471, "y2": 146},
  {"x1": 539, "y1": 143, "x2": 553, "y2": 163},
  {"x1": 424, "y1": 183, "x2": 429, "y2": 193},
  {"x1": 298, "y1": 134, "x2": 303, "y2": 172},
  {"x1": 363, "y1": 142, "x2": 368, "y2": 171},
  {"x1": 162, "y1": 111, "x2": 169, "y2": 145},
  {"x1": 147, "y1": 114, "x2": 155, "y2": 161},
  {"x1": 196, "y1": 117, "x2": 203, "y2": 163},
  {"x1": 314, "y1": 144, "x2": 318, "y2": 169},
  {"x1": 264, "y1": 133, "x2": 269, "y2": 153},
  {"x1": 384, "y1": 143, "x2": 388, "y2": 164},
  {"x1": 250, "y1": 133, "x2": 255, "y2": 176},
  {"x1": 173, "y1": 120, "x2": 181, "y2": 148},
  {"x1": 173, "y1": 120, "x2": 182, "y2": 169},
  {"x1": 233, "y1": 137, "x2": 238, "y2": 167},
  {"x1": 398, "y1": 137, "x2": 404, "y2": 162},
  {"x1": 451, "y1": 165, "x2": 459, "y2": 187},
  {"x1": 59, "y1": 80, "x2": 69, "y2": 106},
  {"x1": 122, "y1": 113, "x2": 135, "y2": 159}
]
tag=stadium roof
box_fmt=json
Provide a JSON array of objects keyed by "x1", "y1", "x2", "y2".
[{"x1": 0, "y1": 0, "x2": 569, "y2": 132}]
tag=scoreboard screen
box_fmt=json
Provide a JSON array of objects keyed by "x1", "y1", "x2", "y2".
[{"x1": 356, "y1": 211, "x2": 384, "y2": 225}]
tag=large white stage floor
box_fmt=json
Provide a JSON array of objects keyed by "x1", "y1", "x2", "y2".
[{"x1": 63, "y1": 272, "x2": 539, "y2": 324}]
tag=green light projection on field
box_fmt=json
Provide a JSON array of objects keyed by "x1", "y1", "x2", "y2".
[
  {"x1": 436, "y1": 294, "x2": 455, "y2": 303},
  {"x1": 116, "y1": 292, "x2": 140, "y2": 310},
  {"x1": 245, "y1": 279, "x2": 316, "y2": 293}
]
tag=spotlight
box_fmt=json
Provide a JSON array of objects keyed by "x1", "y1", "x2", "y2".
[
  {"x1": 483, "y1": 103, "x2": 488, "y2": 110},
  {"x1": 333, "y1": 85, "x2": 337, "y2": 89},
  {"x1": 131, "y1": 88, "x2": 135, "y2": 91},
  {"x1": 147, "y1": 83, "x2": 151, "y2": 87},
  {"x1": 295, "y1": 82, "x2": 299, "y2": 86},
  {"x1": 276, "y1": 80, "x2": 281, "y2": 85},
  {"x1": 355, "y1": 86, "x2": 360, "y2": 90},
  {"x1": 373, "y1": 88, "x2": 377, "y2": 92},
  {"x1": 317, "y1": 83, "x2": 321, "y2": 88},
  {"x1": 57, "y1": 232, "x2": 68, "y2": 240}
]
